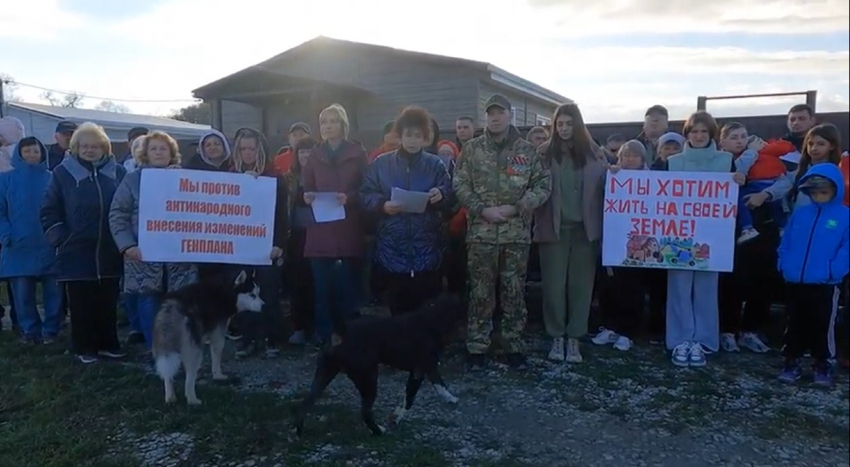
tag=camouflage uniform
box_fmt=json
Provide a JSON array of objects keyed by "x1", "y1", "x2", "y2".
[{"x1": 453, "y1": 126, "x2": 551, "y2": 355}]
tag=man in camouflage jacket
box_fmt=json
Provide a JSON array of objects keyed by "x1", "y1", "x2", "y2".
[{"x1": 453, "y1": 94, "x2": 552, "y2": 371}]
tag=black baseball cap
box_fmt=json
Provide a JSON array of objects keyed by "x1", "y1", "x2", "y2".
[
  {"x1": 485, "y1": 94, "x2": 511, "y2": 112},
  {"x1": 128, "y1": 126, "x2": 150, "y2": 140},
  {"x1": 800, "y1": 175, "x2": 834, "y2": 191},
  {"x1": 289, "y1": 122, "x2": 311, "y2": 135},
  {"x1": 55, "y1": 120, "x2": 78, "y2": 134}
]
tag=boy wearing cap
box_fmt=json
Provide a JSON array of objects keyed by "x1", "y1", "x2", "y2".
[
  {"x1": 777, "y1": 163, "x2": 849, "y2": 387},
  {"x1": 453, "y1": 94, "x2": 551, "y2": 371},
  {"x1": 651, "y1": 132, "x2": 685, "y2": 171},
  {"x1": 274, "y1": 123, "x2": 312, "y2": 173}
]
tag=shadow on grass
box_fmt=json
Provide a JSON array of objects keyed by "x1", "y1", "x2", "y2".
[{"x1": 0, "y1": 335, "x2": 446, "y2": 467}]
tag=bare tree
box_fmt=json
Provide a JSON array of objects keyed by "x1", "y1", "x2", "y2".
[
  {"x1": 42, "y1": 90, "x2": 86, "y2": 108},
  {"x1": 0, "y1": 73, "x2": 20, "y2": 103},
  {"x1": 94, "y1": 100, "x2": 131, "y2": 113}
]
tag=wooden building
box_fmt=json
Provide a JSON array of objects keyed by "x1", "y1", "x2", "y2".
[{"x1": 192, "y1": 36, "x2": 571, "y2": 151}]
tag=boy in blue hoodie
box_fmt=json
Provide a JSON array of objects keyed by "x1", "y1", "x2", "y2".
[{"x1": 777, "y1": 163, "x2": 849, "y2": 387}]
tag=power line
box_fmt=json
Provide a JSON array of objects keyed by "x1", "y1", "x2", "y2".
[{"x1": 11, "y1": 80, "x2": 200, "y2": 104}]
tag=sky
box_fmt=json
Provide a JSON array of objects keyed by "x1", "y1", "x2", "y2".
[{"x1": 1, "y1": 0, "x2": 848, "y2": 123}]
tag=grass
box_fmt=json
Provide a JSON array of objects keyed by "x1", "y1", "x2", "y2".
[{"x1": 0, "y1": 335, "x2": 447, "y2": 467}]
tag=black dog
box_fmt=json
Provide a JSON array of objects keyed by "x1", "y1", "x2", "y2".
[{"x1": 294, "y1": 293, "x2": 463, "y2": 436}]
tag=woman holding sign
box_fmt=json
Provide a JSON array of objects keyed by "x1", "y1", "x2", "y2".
[
  {"x1": 40, "y1": 122, "x2": 127, "y2": 364},
  {"x1": 229, "y1": 127, "x2": 288, "y2": 359},
  {"x1": 533, "y1": 103, "x2": 607, "y2": 364},
  {"x1": 109, "y1": 131, "x2": 199, "y2": 350},
  {"x1": 665, "y1": 111, "x2": 736, "y2": 368},
  {"x1": 302, "y1": 104, "x2": 369, "y2": 345},
  {"x1": 360, "y1": 106, "x2": 453, "y2": 316}
]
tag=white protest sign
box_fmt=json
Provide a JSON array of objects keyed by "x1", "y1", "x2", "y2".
[
  {"x1": 138, "y1": 169, "x2": 276, "y2": 265},
  {"x1": 601, "y1": 170, "x2": 738, "y2": 272}
]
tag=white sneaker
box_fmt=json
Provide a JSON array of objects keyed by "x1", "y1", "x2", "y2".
[
  {"x1": 565, "y1": 338, "x2": 583, "y2": 363},
  {"x1": 689, "y1": 343, "x2": 707, "y2": 367},
  {"x1": 738, "y1": 332, "x2": 770, "y2": 353},
  {"x1": 288, "y1": 330, "x2": 307, "y2": 345},
  {"x1": 591, "y1": 328, "x2": 619, "y2": 346},
  {"x1": 721, "y1": 333, "x2": 740, "y2": 352},
  {"x1": 613, "y1": 336, "x2": 632, "y2": 351},
  {"x1": 548, "y1": 337, "x2": 565, "y2": 362},
  {"x1": 671, "y1": 342, "x2": 691, "y2": 367},
  {"x1": 737, "y1": 228, "x2": 760, "y2": 244}
]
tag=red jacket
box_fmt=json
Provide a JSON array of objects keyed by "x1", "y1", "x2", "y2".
[
  {"x1": 302, "y1": 140, "x2": 369, "y2": 258},
  {"x1": 274, "y1": 149, "x2": 294, "y2": 174},
  {"x1": 748, "y1": 140, "x2": 793, "y2": 181},
  {"x1": 369, "y1": 142, "x2": 399, "y2": 162}
]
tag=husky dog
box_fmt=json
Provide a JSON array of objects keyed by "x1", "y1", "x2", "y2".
[
  {"x1": 152, "y1": 270, "x2": 263, "y2": 405},
  {"x1": 294, "y1": 293, "x2": 463, "y2": 436}
]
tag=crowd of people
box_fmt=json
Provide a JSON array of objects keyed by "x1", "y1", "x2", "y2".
[{"x1": 0, "y1": 96, "x2": 848, "y2": 387}]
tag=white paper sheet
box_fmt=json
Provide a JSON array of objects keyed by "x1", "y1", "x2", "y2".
[
  {"x1": 311, "y1": 192, "x2": 346, "y2": 223},
  {"x1": 391, "y1": 187, "x2": 431, "y2": 213}
]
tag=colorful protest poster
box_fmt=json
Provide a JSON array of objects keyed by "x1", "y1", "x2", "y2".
[
  {"x1": 601, "y1": 170, "x2": 738, "y2": 272},
  {"x1": 138, "y1": 169, "x2": 277, "y2": 265}
]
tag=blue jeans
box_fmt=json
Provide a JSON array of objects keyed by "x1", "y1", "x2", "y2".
[
  {"x1": 310, "y1": 259, "x2": 361, "y2": 342},
  {"x1": 122, "y1": 293, "x2": 143, "y2": 335},
  {"x1": 137, "y1": 294, "x2": 159, "y2": 349},
  {"x1": 738, "y1": 180, "x2": 787, "y2": 231},
  {"x1": 10, "y1": 276, "x2": 63, "y2": 339}
]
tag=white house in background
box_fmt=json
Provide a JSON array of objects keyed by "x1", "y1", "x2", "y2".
[{"x1": 2, "y1": 102, "x2": 211, "y2": 143}]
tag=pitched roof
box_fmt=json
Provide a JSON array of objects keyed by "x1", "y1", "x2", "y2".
[
  {"x1": 10, "y1": 102, "x2": 210, "y2": 139},
  {"x1": 193, "y1": 36, "x2": 570, "y2": 105}
]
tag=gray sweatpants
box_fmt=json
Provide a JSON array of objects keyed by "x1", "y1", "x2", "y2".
[{"x1": 666, "y1": 270, "x2": 720, "y2": 352}]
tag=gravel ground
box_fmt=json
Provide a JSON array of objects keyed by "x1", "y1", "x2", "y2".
[
  {"x1": 111, "y1": 330, "x2": 848, "y2": 467},
  {"x1": 5, "y1": 306, "x2": 848, "y2": 467}
]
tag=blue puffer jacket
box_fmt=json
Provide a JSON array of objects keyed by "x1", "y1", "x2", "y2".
[
  {"x1": 361, "y1": 149, "x2": 453, "y2": 275},
  {"x1": 0, "y1": 139, "x2": 57, "y2": 278},
  {"x1": 778, "y1": 163, "x2": 849, "y2": 285},
  {"x1": 40, "y1": 155, "x2": 126, "y2": 281}
]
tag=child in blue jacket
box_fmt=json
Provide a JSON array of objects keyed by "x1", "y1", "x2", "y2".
[{"x1": 777, "y1": 163, "x2": 849, "y2": 387}]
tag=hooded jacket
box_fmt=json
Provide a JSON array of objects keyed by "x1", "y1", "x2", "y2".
[
  {"x1": 734, "y1": 140, "x2": 791, "y2": 181},
  {"x1": 0, "y1": 117, "x2": 25, "y2": 173},
  {"x1": 185, "y1": 130, "x2": 232, "y2": 172},
  {"x1": 360, "y1": 148, "x2": 453, "y2": 275},
  {"x1": 40, "y1": 154, "x2": 126, "y2": 281},
  {"x1": 778, "y1": 163, "x2": 849, "y2": 285},
  {"x1": 230, "y1": 129, "x2": 289, "y2": 249},
  {"x1": 0, "y1": 138, "x2": 57, "y2": 278}
]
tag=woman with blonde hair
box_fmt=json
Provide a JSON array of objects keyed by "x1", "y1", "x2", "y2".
[
  {"x1": 41, "y1": 122, "x2": 127, "y2": 364},
  {"x1": 109, "y1": 131, "x2": 197, "y2": 350},
  {"x1": 302, "y1": 103, "x2": 369, "y2": 344},
  {"x1": 229, "y1": 127, "x2": 288, "y2": 358}
]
